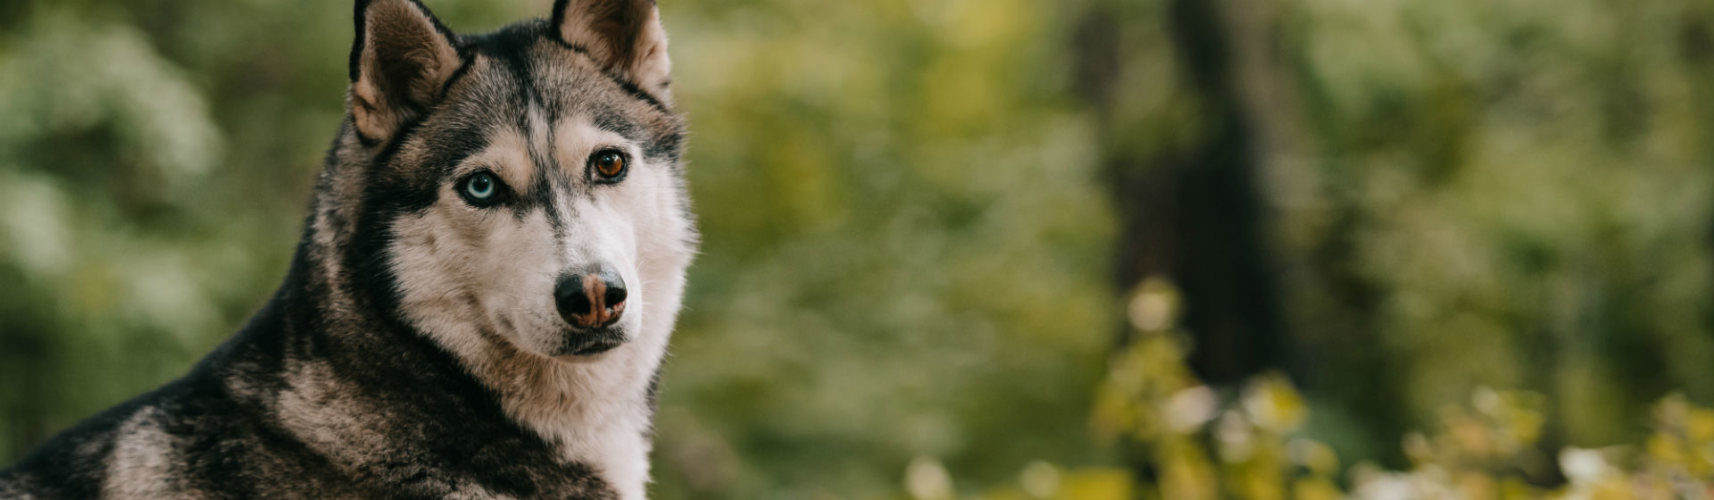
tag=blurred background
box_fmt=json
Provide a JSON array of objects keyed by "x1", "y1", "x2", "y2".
[{"x1": 4, "y1": 0, "x2": 1714, "y2": 498}]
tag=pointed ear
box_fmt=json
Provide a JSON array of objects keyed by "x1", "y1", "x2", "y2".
[
  {"x1": 552, "y1": 0, "x2": 672, "y2": 100},
  {"x1": 348, "y1": 0, "x2": 462, "y2": 143}
]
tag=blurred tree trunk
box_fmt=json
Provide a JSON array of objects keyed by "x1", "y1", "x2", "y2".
[
  {"x1": 1076, "y1": 0, "x2": 1283, "y2": 387},
  {"x1": 1076, "y1": 0, "x2": 1411, "y2": 467}
]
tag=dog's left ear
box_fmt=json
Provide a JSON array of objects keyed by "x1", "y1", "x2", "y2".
[{"x1": 552, "y1": 0, "x2": 672, "y2": 101}]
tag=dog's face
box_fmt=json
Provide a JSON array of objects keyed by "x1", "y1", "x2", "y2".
[{"x1": 339, "y1": 0, "x2": 692, "y2": 360}]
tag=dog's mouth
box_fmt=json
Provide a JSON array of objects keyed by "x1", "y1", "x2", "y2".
[{"x1": 554, "y1": 325, "x2": 628, "y2": 357}]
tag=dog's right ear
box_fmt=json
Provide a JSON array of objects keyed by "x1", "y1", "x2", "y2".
[{"x1": 348, "y1": 0, "x2": 461, "y2": 144}]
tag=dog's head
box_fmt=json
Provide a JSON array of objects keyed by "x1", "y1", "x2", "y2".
[{"x1": 323, "y1": 0, "x2": 693, "y2": 361}]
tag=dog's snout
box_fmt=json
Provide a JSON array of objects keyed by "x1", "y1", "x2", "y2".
[{"x1": 555, "y1": 264, "x2": 627, "y2": 329}]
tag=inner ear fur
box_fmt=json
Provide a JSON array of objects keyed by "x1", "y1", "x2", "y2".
[
  {"x1": 349, "y1": 0, "x2": 462, "y2": 143},
  {"x1": 551, "y1": 0, "x2": 672, "y2": 101}
]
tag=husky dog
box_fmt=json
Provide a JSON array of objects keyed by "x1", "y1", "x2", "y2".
[{"x1": 0, "y1": 0, "x2": 693, "y2": 498}]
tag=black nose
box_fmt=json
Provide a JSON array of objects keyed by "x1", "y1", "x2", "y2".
[{"x1": 555, "y1": 264, "x2": 628, "y2": 329}]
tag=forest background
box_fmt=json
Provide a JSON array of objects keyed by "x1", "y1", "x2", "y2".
[{"x1": 5, "y1": 0, "x2": 1714, "y2": 498}]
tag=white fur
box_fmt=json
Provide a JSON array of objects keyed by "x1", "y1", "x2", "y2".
[
  {"x1": 387, "y1": 114, "x2": 693, "y2": 500},
  {"x1": 102, "y1": 408, "x2": 185, "y2": 499}
]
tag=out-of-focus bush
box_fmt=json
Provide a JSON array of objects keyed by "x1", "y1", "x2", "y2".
[{"x1": 905, "y1": 281, "x2": 1714, "y2": 499}]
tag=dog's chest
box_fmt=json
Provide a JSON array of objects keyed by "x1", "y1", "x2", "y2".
[
  {"x1": 541, "y1": 413, "x2": 653, "y2": 500},
  {"x1": 502, "y1": 358, "x2": 659, "y2": 500}
]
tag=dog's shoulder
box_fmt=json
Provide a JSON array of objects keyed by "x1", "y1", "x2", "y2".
[
  {"x1": 0, "y1": 353, "x2": 337, "y2": 498},
  {"x1": 0, "y1": 377, "x2": 192, "y2": 498}
]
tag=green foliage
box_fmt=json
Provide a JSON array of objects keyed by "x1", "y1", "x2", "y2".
[
  {"x1": 1276, "y1": 0, "x2": 1714, "y2": 443},
  {"x1": 6, "y1": 0, "x2": 1714, "y2": 498},
  {"x1": 1089, "y1": 0, "x2": 1714, "y2": 466},
  {"x1": 912, "y1": 282, "x2": 1714, "y2": 500}
]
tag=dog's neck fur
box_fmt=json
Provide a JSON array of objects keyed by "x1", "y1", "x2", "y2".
[{"x1": 238, "y1": 127, "x2": 673, "y2": 499}]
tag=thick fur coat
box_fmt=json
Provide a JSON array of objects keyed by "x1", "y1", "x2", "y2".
[{"x1": 0, "y1": 0, "x2": 695, "y2": 498}]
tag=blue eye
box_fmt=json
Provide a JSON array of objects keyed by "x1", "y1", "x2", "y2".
[{"x1": 459, "y1": 171, "x2": 503, "y2": 206}]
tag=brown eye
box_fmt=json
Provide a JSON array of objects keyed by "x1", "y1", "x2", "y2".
[{"x1": 590, "y1": 149, "x2": 628, "y2": 183}]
